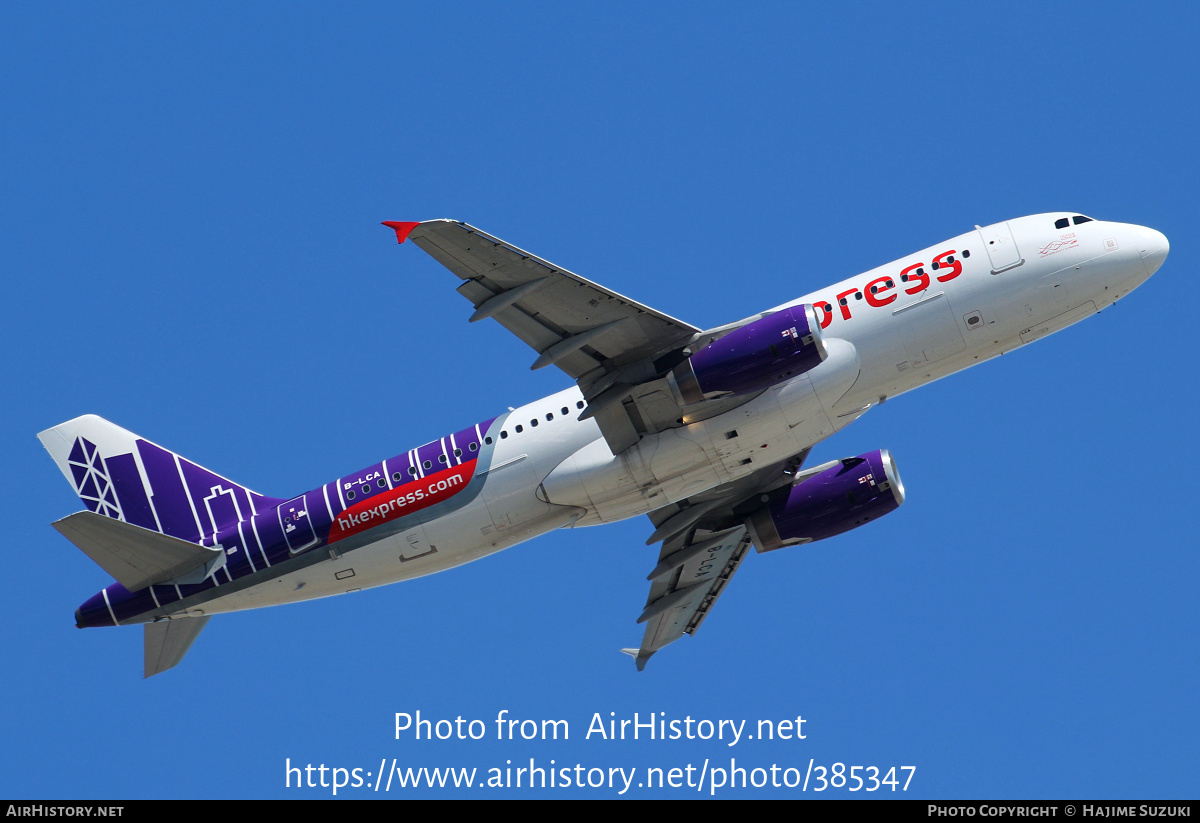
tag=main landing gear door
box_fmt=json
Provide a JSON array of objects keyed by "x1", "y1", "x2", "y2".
[
  {"x1": 978, "y1": 222, "x2": 1024, "y2": 273},
  {"x1": 280, "y1": 495, "x2": 319, "y2": 553}
]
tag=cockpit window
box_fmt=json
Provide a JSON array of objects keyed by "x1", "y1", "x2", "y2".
[
  {"x1": 1072, "y1": 215, "x2": 1093, "y2": 225},
  {"x1": 1055, "y1": 218, "x2": 1070, "y2": 229}
]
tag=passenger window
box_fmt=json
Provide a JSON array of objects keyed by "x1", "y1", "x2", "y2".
[
  {"x1": 454, "y1": 448, "x2": 462, "y2": 457},
  {"x1": 531, "y1": 419, "x2": 538, "y2": 427},
  {"x1": 423, "y1": 460, "x2": 432, "y2": 469},
  {"x1": 408, "y1": 467, "x2": 417, "y2": 476},
  {"x1": 561, "y1": 407, "x2": 569, "y2": 415},
  {"x1": 346, "y1": 490, "x2": 355, "y2": 501},
  {"x1": 500, "y1": 432, "x2": 507, "y2": 439},
  {"x1": 377, "y1": 478, "x2": 386, "y2": 488},
  {"x1": 485, "y1": 437, "x2": 493, "y2": 445},
  {"x1": 546, "y1": 413, "x2": 554, "y2": 421},
  {"x1": 1073, "y1": 215, "x2": 1093, "y2": 225},
  {"x1": 469, "y1": 442, "x2": 479, "y2": 451},
  {"x1": 438, "y1": 455, "x2": 447, "y2": 464},
  {"x1": 1055, "y1": 218, "x2": 1070, "y2": 229},
  {"x1": 392, "y1": 472, "x2": 401, "y2": 482},
  {"x1": 576, "y1": 401, "x2": 584, "y2": 409},
  {"x1": 515, "y1": 425, "x2": 523, "y2": 433},
  {"x1": 360, "y1": 485, "x2": 370, "y2": 495}
]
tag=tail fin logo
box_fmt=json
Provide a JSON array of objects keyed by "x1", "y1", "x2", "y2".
[
  {"x1": 42, "y1": 415, "x2": 284, "y2": 541},
  {"x1": 67, "y1": 437, "x2": 123, "y2": 520}
]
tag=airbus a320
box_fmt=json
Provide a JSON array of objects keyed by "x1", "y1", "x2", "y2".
[{"x1": 40, "y1": 213, "x2": 1168, "y2": 676}]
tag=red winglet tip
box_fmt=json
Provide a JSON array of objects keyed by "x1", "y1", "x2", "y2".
[{"x1": 381, "y1": 221, "x2": 420, "y2": 244}]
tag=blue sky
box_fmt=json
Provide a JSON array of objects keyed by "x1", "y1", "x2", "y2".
[{"x1": 2, "y1": 3, "x2": 1196, "y2": 798}]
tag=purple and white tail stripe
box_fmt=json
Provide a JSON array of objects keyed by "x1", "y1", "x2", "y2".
[
  {"x1": 40, "y1": 416, "x2": 281, "y2": 544},
  {"x1": 46, "y1": 414, "x2": 501, "y2": 629}
]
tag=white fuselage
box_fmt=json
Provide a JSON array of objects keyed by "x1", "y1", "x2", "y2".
[{"x1": 198, "y1": 214, "x2": 1165, "y2": 616}]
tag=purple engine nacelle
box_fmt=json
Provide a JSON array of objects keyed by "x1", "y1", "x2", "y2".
[
  {"x1": 747, "y1": 449, "x2": 905, "y2": 552},
  {"x1": 670, "y1": 303, "x2": 827, "y2": 405}
]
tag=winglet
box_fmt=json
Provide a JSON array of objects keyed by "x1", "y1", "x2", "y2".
[
  {"x1": 382, "y1": 221, "x2": 420, "y2": 244},
  {"x1": 620, "y1": 647, "x2": 653, "y2": 672}
]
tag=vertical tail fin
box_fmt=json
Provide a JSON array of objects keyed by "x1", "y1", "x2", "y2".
[{"x1": 39, "y1": 415, "x2": 281, "y2": 544}]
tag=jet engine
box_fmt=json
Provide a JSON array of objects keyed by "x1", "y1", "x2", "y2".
[
  {"x1": 746, "y1": 449, "x2": 905, "y2": 552},
  {"x1": 670, "y1": 303, "x2": 827, "y2": 405}
]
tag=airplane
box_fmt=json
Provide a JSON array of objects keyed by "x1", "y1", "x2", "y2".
[{"x1": 40, "y1": 213, "x2": 1169, "y2": 676}]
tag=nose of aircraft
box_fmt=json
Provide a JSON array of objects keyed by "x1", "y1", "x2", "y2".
[{"x1": 1136, "y1": 226, "x2": 1169, "y2": 275}]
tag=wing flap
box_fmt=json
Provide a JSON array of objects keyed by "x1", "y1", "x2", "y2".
[
  {"x1": 53, "y1": 511, "x2": 225, "y2": 592},
  {"x1": 626, "y1": 451, "x2": 811, "y2": 669},
  {"x1": 591, "y1": 402, "x2": 640, "y2": 454},
  {"x1": 632, "y1": 525, "x2": 751, "y2": 670}
]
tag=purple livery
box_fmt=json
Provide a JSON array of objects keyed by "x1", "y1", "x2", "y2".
[{"x1": 42, "y1": 213, "x2": 1168, "y2": 675}]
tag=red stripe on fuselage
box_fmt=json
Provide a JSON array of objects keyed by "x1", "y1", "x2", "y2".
[{"x1": 328, "y1": 460, "x2": 477, "y2": 543}]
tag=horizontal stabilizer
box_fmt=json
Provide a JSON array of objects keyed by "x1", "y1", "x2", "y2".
[
  {"x1": 144, "y1": 617, "x2": 210, "y2": 678},
  {"x1": 53, "y1": 511, "x2": 225, "y2": 592}
]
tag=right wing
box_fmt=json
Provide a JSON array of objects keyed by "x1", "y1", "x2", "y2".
[
  {"x1": 391, "y1": 219, "x2": 762, "y2": 453},
  {"x1": 397, "y1": 219, "x2": 699, "y2": 380}
]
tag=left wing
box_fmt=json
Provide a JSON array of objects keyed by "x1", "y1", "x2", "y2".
[
  {"x1": 625, "y1": 449, "x2": 811, "y2": 669},
  {"x1": 144, "y1": 616, "x2": 210, "y2": 678}
]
